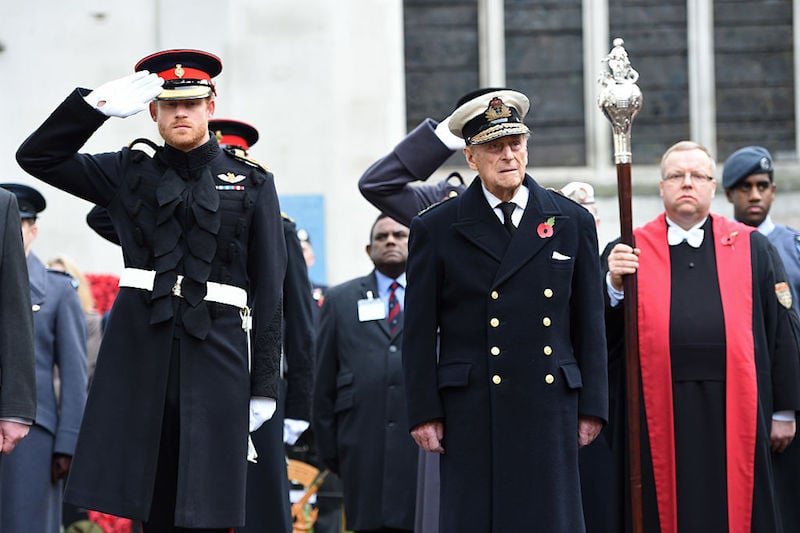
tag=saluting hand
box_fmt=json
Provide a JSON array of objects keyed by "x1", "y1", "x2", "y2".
[
  {"x1": 83, "y1": 71, "x2": 164, "y2": 118},
  {"x1": 411, "y1": 420, "x2": 445, "y2": 454},
  {"x1": 607, "y1": 243, "x2": 640, "y2": 291}
]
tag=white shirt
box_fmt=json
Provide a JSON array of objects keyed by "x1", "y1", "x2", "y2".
[{"x1": 481, "y1": 183, "x2": 529, "y2": 228}]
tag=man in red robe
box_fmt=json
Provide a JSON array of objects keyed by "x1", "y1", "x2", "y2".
[{"x1": 604, "y1": 141, "x2": 800, "y2": 533}]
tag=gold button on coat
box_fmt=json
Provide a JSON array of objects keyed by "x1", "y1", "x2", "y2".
[
  {"x1": 490, "y1": 318, "x2": 500, "y2": 327},
  {"x1": 543, "y1": 288, "x2": 553, "y2": 298},
  {"x1": 542, "y1": 317, "x2": 551, "y2": 327},
  {"x1": 543, "y1": 346, "x2": 552, "y2": 356},
  {"x1": 490, "y1": 346, "x2": 501, "y2": 356},
  {"x1": 490, "y1": 291, "x2": 499, "y2": 300},
  {"x1": 545, "y1": 374, "x2": 555, "y2": 384},
  {"x1": 492, "y1": 375, "x2": 502, "y2": 385}
]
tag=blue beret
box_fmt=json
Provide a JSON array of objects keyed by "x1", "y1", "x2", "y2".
[{"x1": 722, "y1": 146, "x2": 773, "y2": 189}]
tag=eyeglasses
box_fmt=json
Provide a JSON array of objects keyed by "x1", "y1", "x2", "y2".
[
  {"x1": 733, "y1": 180, "x2": 772, "y2": 193},
  {"x1": 662, "y1": 172, "x2": 714, "y2": 184}
]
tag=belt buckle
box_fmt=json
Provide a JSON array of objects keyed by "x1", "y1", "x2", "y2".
[{"x1": 172, "y1": 275, "x2": 184, "y2": 298}]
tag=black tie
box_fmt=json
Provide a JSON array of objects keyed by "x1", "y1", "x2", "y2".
[{"x1": 499, "y1": 202, "x2": 517, "y2": 235}]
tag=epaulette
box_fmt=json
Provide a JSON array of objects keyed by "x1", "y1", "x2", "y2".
[
  {"x1": 48, "y1": 269, "x2": 79, "y2": 289},
  {"x1": 281, "y1": 212, "x2": 295, "y2": 223},
  {"x1": 223, "y1": 146, "x2": 269, "y2": 173},
  {"x1": 418, "y1": 196, "x2": 453, "y2": 216}
]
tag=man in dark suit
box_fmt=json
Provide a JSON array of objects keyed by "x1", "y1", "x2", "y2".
[
  {"x1": 402, "y1": 88, "x2": 608, "y2": 532},
  {"x1": 0, "y1": 183, "x2": 87, "y2": 533},
  {"x1": 313, "y1": 214, "x2": 417, "y2": 533},
  {"x1": 0, "y1": 187, "x2": 36, "y2": 454}
]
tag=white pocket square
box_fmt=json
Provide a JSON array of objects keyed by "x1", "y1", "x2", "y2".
[{"x1": 551, "y1": 251, "x2": 571, "y2": 260}]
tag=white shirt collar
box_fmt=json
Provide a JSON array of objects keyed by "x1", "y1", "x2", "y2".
[{"x1": 482, "y1": 183, "x2": 530, "y2": 210}]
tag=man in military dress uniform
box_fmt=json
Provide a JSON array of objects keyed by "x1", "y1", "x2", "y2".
[
  {"x1": 16, "y1": 49, "x2": 287, "y2": 532},
  {"x1": 402, "y1": 88, "x2": 608, "y2": 532},
  {"x1": 0, "y1": 183, "x2": 87, "y2": 533}
]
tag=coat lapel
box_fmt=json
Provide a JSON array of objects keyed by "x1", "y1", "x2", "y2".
[
  {"x1": 452, "y1": 178, "x2": 510, "y2": 263},
  {"x1": 493, "y1": 176, "x2": 563, "y2": 287}
]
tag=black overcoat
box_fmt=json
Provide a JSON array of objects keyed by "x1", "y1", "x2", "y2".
[
  {"x1": 313, "y1": 272, "x2": 418, "y2": 531},
  {"x1": 403, "y1": 175, "x2": 608, "y2": 532},
  {"x1": 16, "y1": 90, "x2": 287, "y2": 528},
  {"x1": 0, "y1": 189, "x2": 36, "y2": 421}
]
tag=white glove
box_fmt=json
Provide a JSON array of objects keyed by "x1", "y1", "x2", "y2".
[
  {"x1": 83, "y1": 71, "x2": 164, "y2": 118},
  {"x1": 249, "y1": 397, "x2": 277, "y2": 432},
  {"x1": 283, "y1": 418, "x2": 310, "y2": 445},
  {"x1": 434, "y1": 115, "x2": 467, "y2": 151}
]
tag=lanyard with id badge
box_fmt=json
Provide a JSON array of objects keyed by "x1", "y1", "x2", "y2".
[{"x1": 357, "y1": 290, "x2": 385, "y2": 322}]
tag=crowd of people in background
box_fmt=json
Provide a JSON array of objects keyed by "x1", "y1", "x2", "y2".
[{"x1": 1, "y1": 47, "x2": 799, "y2": 533}]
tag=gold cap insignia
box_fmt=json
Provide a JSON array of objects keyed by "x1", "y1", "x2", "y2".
[
  {"x1": 485, "y1": 97, "x2": 512, "y2": 122},
  {"x1": 217, "y1": 172, "x2": 246, "y2": 184},
  {"x1": 174, "y1": 64, "x2": 185, "y2": 78},
  {"x1": 775, "y1": 281, "x2": 793, "y2": 309}
]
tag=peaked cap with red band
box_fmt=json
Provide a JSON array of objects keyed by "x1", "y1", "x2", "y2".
[
  {"x1": 209, "y1": 118, "x2": 259, "y2": 152},
  {"x1": 135, "y1": 49, "x2": 222, "y2": 101}
]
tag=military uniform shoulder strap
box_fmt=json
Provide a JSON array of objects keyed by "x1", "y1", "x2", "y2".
[
  {"x1": 418, "y1": 195, "x2": 453, "y2": 216},
  {"x1": 223, "y1": 146, "x2": 270, "y2": 173}
]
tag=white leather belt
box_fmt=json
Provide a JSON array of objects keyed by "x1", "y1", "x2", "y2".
[{"x1": 118, "y1": 268, "x2": 248, "y2": 309}]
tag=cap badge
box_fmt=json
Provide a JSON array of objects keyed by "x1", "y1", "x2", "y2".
[
  {"x1": 775, "y1": 281, "x2": 793, "y2": 309},
  {"x1": 485, "y1": 98, "x2": 512, "y2": 123},
  {"x1": 214, "y1": 130, "x2": 223, "y2": 142},
  {"x1": 760, "y1": 157, "x2": 771, "y2": 171},
  {"x1": 217, "y1": 172, "x2": 246, "y2": 184},
  {"x1": 174, "y1": 64, "x2": 185, "y2": 78}
]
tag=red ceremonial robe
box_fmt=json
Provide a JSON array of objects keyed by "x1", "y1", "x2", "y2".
[{"x1": 635, "y1": 213, "x2": 757, "y2": 533}]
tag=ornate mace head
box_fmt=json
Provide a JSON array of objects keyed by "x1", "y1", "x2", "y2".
[{"x1": 598, "y1": 38, "x2": 643, "y2": 164}]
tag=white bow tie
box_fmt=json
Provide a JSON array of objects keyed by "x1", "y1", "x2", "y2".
[{"x1": 667, "y1": 225, "x2": 704, "y2": 248}]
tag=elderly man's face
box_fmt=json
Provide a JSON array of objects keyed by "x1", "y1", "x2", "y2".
[
  {"x1": 659, "y1": 147, "x2": 717, "y2": 228},
  {"x1": 150, "y1": 97, "x2": 215, "y2": 152},
  {"x1": 464, "y1": 134, "x2": 528, "y2": 201}
]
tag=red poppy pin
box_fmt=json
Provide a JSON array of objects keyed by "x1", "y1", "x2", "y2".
[
  {"x1": 721, "y1": 231, "x2": 738, "y2": 250},
  {"x1": 537, "y1": 217, "x2": 555, "y2": 238}
]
